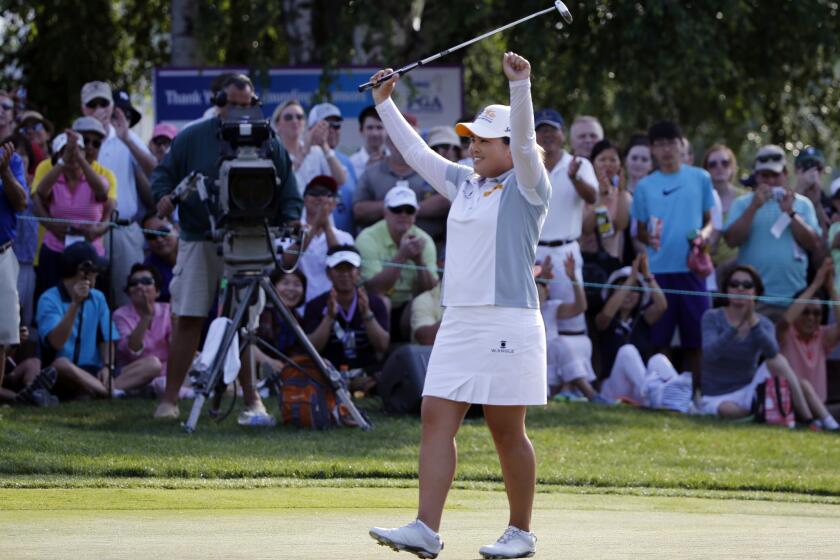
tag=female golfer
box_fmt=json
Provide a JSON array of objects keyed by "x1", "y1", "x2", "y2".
[{"x1": 368, "y1": 52, "x2": 550, "y2": 559}]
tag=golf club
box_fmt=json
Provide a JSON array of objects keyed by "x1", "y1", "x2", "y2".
[{"x1": 357, "y1": 1, "x2": 573, "y2": 92}]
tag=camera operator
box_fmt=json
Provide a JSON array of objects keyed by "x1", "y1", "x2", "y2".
[{"x1": 150, "y1": 74, "x2": 302, "y2": 420}]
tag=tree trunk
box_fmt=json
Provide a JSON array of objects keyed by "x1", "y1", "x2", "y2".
[{"x1": 171, "y1": 0, "x2": 200, "y2": 66}]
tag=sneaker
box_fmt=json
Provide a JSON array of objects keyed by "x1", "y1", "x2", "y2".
[
  {"x1": 153, "y1": 401, "x2": 180, "y2": 419},
  {"x1": 369, "y1": 519, "x2": 443, "y2": 559},
  {"x1": 552, "y1": 390, "x2": 587, "y2": 402},
  {"x1": 479, "y1": 526, "x2": 537, "y2": 559},
  {"x1": 29, "y1": 388, "x2": 59, "y2": 407},
  {"x1": 237, "y1": 408, "x2": 276, "y2": 427},
  {"x1": 14, "y1": 367, "x2": 58, "y2": 405},
  {"x1": 590, "y1": 394, "x2": 618, "y2": 406}
]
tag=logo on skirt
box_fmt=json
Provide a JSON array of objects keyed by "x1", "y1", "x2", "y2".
[{"x1": 492, "y1": 340, "x2": 515, "y2": 354}]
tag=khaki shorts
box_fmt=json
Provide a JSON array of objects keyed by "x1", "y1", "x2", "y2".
[
  {"x1": 0, "y1": 248, "x2": 21, "y2": 345},
  {"x1": 170, "y1": 240, "x2": 224, "y2": 318}
]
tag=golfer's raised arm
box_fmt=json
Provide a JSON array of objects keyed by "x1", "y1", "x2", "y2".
[
  {"x1": 504, "y1": 53, "x2": 549, "y2": 197},
  {"x1": 370, "y1": 70, "x2": 464, "y2": 200}
]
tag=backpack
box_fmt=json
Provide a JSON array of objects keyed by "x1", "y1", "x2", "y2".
[
  {"x1": 272, "y1": 354, "x2": 347, "y2": 430},
  {"x1": 753, "y1": 376, "x2": 795, "y2": 428}
]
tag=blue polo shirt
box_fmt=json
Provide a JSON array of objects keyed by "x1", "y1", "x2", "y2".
[
  {"x1": 36, "y1": 284, "x2": 120, "y2": 368},
  {"x1": 332, "y1": 151, "x2": 358, "y2": 234},
  {"x1": 0, "y1": 153, "x2": 27, "y2": 245},
  {"x1": 631, "y1": 165, "x2": 715, "y2": 274}
]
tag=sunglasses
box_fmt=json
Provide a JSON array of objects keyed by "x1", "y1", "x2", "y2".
[
  {"x1": 0, "y1": 101, "x2": 13, "y2": 111},
  {"x1": 152, "y1": 137, "x2": 172, "y2": 147},
  {"x1": 86, "y1": 98, "x2": 111, "y2": 109},
  {"x1": 20, "y1": 123, "x2": 44, "y2": 133},
  {"x1": 81, "y1": 136, "x2": 102, "y2": 149},
  {"x1": 707, "y1": 159, "x2": 730, "y2": 169},
  {"x1": 144, "y1": 226, "x2": 173, "y2": 241},
  {"x1": 282, "y1": 113, "x2": 305, "y2": 122},
  {"x1": 328, "y1": 122, "x2": 342, "y2": 130},
  {"x1": 728, "y1": 279, "x2": 755, "y2": 290},
  {"x1": 388, "y1": 205, "x2": 416, "y2": 215},
  {"x1": 756, "y1": 153, "x2": 783, "y2": 164},
  {"x1": 128, "y1": 276, "x2": 155, "y2": 288}
]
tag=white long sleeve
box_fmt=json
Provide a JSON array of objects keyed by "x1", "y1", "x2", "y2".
[
  {"x1": 508, "y1": 78, "x2": 548, "y2": 191},
  {"x1": 375, "y1": 98, "x2": 469, "y2": 201}
]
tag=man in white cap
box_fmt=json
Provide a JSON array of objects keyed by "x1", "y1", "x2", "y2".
[
  {"x1": 80, "y1": 81, "x2": 157, "y2": 307},
  {"x1": 356, "y1": 184, "x2": 437, "y2": 341},
  {"x1": 309, "y1": 102, "x2": 357, "y2": 233}
]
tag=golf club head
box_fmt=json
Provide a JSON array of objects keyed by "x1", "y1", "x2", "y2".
[{"x1": 554, "y1": 0, "x2": 573, "y2": 23}]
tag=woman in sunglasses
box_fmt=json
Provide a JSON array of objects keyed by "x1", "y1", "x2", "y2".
[
  {"x1": 367, "y1": 53, "x2": 549, "y2": 559},
  {"x1": 698, "y1": 264, "x2": 827, "y2": 426},
  {"x1": 702, "y1": 144, "x2": 745, "y2": 267},
  {"x1": 271, "y1": 100, "x2": 346, "y2": 193}
]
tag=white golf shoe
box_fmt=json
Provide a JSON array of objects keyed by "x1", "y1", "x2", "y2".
[
  {"x1": 369, "y1": 519, "x2": 443, "y2": 559},
  {"x1": 479, "y1": 525, "x2": 537, "y2": 559}
]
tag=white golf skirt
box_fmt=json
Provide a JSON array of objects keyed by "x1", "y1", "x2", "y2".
[{"x1": 422, "y1": 306, "x2": 547, "y2": 405}]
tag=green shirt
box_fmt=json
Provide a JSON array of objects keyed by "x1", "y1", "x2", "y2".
[
  {"x1": 356, "y1": 220, "x2": 438, "y2": 307},
  {"x1": 150, "y1": 117, "x2": 302, "y2": 241}
]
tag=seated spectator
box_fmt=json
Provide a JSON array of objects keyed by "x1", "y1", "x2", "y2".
[
  {"x1": 303, "y1": 246, "x2": 389, "y2": 371},
  {"x1": 256, "y1": 268, "x2": 308, "y2": 371},
  {"x1": 580, "y1": 139, "x2": 631, "y2": 260},
  {"x1": 35, "y1": 242, "x2": 120, "y2": 400},
  {"x1": 140, "y1": 212, "x2": 178, "y2": 302},
  {"x1": 356, "y1": 186, "x2": 438, "y2": 341},
  {"x1": 724, "y1": 145, "x2": 821, "y2": 321},
  {"x1": 148, "y1": 123, "x2": 177, "y2": 164},
  {"x1": 287, "y1": 175, "x2": 354, "y2": 303},
  {"x1": 1, "y1": 327, "x2": 58, "y2": 407},
  {"x1": 113, "y1": 264, "x2": 172, "y2": 396},
  {"x1": 427, "y1": 126, "x2": 462, "y2": 163},
  {"x1": 774, "y1": 258, "x2": 840, "y2": 430},
  {"x1": 569, "y1": 115, "x2": 603, "y2": 159},
  {"x1": 33, "y1": 132, "x2": 112, "y2": 297},
  {"x1": 698, "y1": 265, "x2": 825, "y2": 425},
  {"x1": 410, "y1": 251, "x2": 445, "y2": 345}
]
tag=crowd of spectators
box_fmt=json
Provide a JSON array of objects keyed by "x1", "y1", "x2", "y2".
[{"x1": 1, "y1": 75, "x2": 839, "y2": 432}]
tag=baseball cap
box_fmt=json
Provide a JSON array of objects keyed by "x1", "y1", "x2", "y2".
[
  {"x1": 60, "y1": 241, "x2": 108, "y2": 278},
  {"x1": 753, "y1": 145, "x2": 786, "y2": 174},
  {"x1": 534, "y1": 108, "x2": 564, "y2": 129},
  {"x1": 152, "y1": 123, "x2": 178, "y2": 141},
  {"x1": 81, "y1": 81, "x2": 112, "y2": 105},
  {"x1": 51, "y1": 132, "x2": 85, "y2": 154},
  {"x1": 427, "y1": 126, "x2": 461, "y2": 148},
  {"x1": 602, "y1": 266, "x2": 651, "y2": 308},
  {"x1": 795, "y1": 146, "x2": 825, "y2": 170},
  {"x1": 19, "y1": 110, "x2": 54, "y2": 135},
  {"x1": 113, "y1": 89, "x2": 141, "y2": 127},
  {"x1": 384, "y1": 185, "x2": 418, "y2": 209},
  {"x1": 325, "y1": 246, "x2": 362, "y2": 268},
  {"x1": 305, "y1": 175, "x2": 338, "y2": 195},
  {"x1": 72, "y1": 116, "x2": 107, "y2": 137},
  {"x1": 830, "y1": 177, "x2": 840, "y2": 199},
  {"x1": 308, "y1": 102, "x2": 342, "y2": 128},
  {"x1": 455, "y1": 105, "x2": 511, "y2": 139}
]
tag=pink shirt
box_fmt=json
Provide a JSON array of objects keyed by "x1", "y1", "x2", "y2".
[
  {"x1": 779, "y1": 325, "x2": 835, "y2": 403},
  {"x1": 113, "y1": 302, "x2": 172, "y2": 376},
  {"x1": 43, "y1": 173, "x2": 108, "y2": 255}
]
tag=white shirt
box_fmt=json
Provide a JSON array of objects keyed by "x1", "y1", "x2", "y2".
[
  {"x1": 540, "y1": 152, "x2": 598, "y2": 241},
  {"x1": 349, "y1": 145, "x2": 390, "y2": 180},
  {"x1": 292, "y1": 145, "x2": 331, "y2": 194},
  {"x1": 98, "y1": 126, "x2": 153, "y2": 220},
  {"x1": 298, "y1": 210, "x2": 355, "y2": 303}
]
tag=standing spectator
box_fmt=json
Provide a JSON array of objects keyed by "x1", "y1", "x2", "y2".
[
  {"x1": 36, "y1": 242, "x2": 121, "y2": 400},
  {"x1": 151, "y1": 73, "x2": 301, "y2": 420},
  {"x1": 356, "y1": 185, "x2": 438, "y2": 341},
  {"x1": 5, "y1": 134, "x2": 38, "y2": 328},
  {"x1": 148, "y1": 123, "x2": 177, "y2": 164},
  {"x1": 0, "y1": 141, "x2": 28, "y2": 394},
  {"x1": 140, "y1": 213, "x2": 178, "y2": 303},
  {"x1": 581, "y1": 139, "x2": 631, "y2": 260},
  {"x1": 632, "y1": 121, "x2": 714, "y2": 383},
  {"x1": 724, "y1": 145, "x2": 821, "y2": 321},
  {"x1": 18, "y1": 110, "x2": 52, "y2": 173},
  {"x1": 624, "y1": 134, "x2": 652, "y2": 195},
  {"x1": 80, "y1": 81, "x2": 156, "y2": 308},
  {"x1": 113, "y1": 264, "x2": 171, "y2": 396},
  {"x1": 304, "y1": 245, "x2": 390, "y2": 371},
  {"x1": 534, "y1": 108, "x2": 596, "y2": 338},
  {"x1": 794, "y1": 146, "x2": 831, "y2": 233},
  {"x1": 702, "y1": 144, "x2": 746, "y2": 268},
  {"x1": 272, "y1": 101, "x2": 346, "y2": 193},
  {"x1": 349, "y1": 105, "x2": 389, "y2": 180},
  {"x1": 569, "y1": 115, "x2": 603, "y2": 159},
  {"x1": 308, "y1": 103, "x2": 358, "y2": 233},
  {"x1": 827, "y1": 178, "x2": 840, "y2": 293},
  {"x1": 354, "y1": 134, "x2": 450, "y2": 243},
  {"x1": 0, "y1": 91, "x2": 16, "y2": 141},
  {"x1": 680, "y1": 136, "x2": 695, "y2": 165},
  {"x1": 427, "y1": 126, "x2": 462, "y2": 163},
  {"x1": 32, "y1": 133, "x2": 111, "y2": 296}
]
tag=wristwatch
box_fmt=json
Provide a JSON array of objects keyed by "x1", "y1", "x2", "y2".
[{"x1": 364, "y1": 312, "x2": 375, "y2": 321}]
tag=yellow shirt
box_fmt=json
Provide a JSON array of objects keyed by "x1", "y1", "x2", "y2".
[{"x1": 31, "y1": 159, "x2": 118, "y2": 265}]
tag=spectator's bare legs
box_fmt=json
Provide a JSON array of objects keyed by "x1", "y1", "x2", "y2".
[
  {"x1": 417, "y1": 397, "x2": 470, "y2": 532},
  {"x1": 798, "y1": 378, "x2": 833, "y2": 423},
  {"x1": 717, "y1": 401, "x2": 750, "y2": 418},
  {"x1": 115, "y1": 356, "x2": 162, "y2": 392},
  {"x1": 484, "y1": 405, "x2": 536, "y2": 532},
  {"x1": 766, "y1": 354, "x2": 814, "y2": 421},
  {"x1": 0, "y1": 347, "x2": 9, "y2": 403},
  {"x1": 238, "y1": 351, "x2": 260, "y2": 408},
  {"x1": 51, "y1": 358, "x2": 109, "y2": 398},
  {"x1": 685, "y1": 348, "x2": 703, "y2": 395},
  {"x1": 161, "y1": 315, "x2": 204, "y2": 405},
  {"x1": 7, "y1": 357, "x2": 41, "y2": 387},
  {"x1": 571, "y1": 378, "x2": 597, "y2": 400}
]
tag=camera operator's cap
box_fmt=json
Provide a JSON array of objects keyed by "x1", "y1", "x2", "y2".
[
  {"x1": 61, "y1": 241, "x2": 108, "y2": 275},
  {"x1": 72, "y1": 116, "x2": 107, "y2": 138},
  {"x1": 326, "y1": 249, "x2": 362, "y2": 269},
  {"x1": 19, "y1": 110, "x2": 54, "y2": 135},
  {"x1": 384, "y1": 185, "x2": 418, "y2": 210},
  {"x1": 113, "y1": 89, "x2": 142, "y2": 127},
  {"x1": 455, "y1": 105, "x2": 511, "y2": 139},
  {"x1": 305, "y1": 175, "x2": 339, "y2": 195},
  {"x1": 51, "y1": 132, "x2": 85, "y2": 154},
  {"x1": 534, "y1": 108, "x2": 564, "y2": 129},
  {"x1": 795, "y1": 146, "x2": 825, "y2": 170},
  {"x1": 152, "y1": 123, "x2": 178, "y2": 141},
  {"x1": 831, "y1": 177, "x2": 840, "y2": 199},
  {"x1": 81, "y1": 81, "x2": 112, "y2": 105},
  {"x1": 427, "y1": 126, "x2": 460, "y2": 148},
  {"x1": 307, "y1": 102, "x2": 342, "y2": 128},
  {"x1": 753, "y1": 145, "x2": 786, "y2": 174}
]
